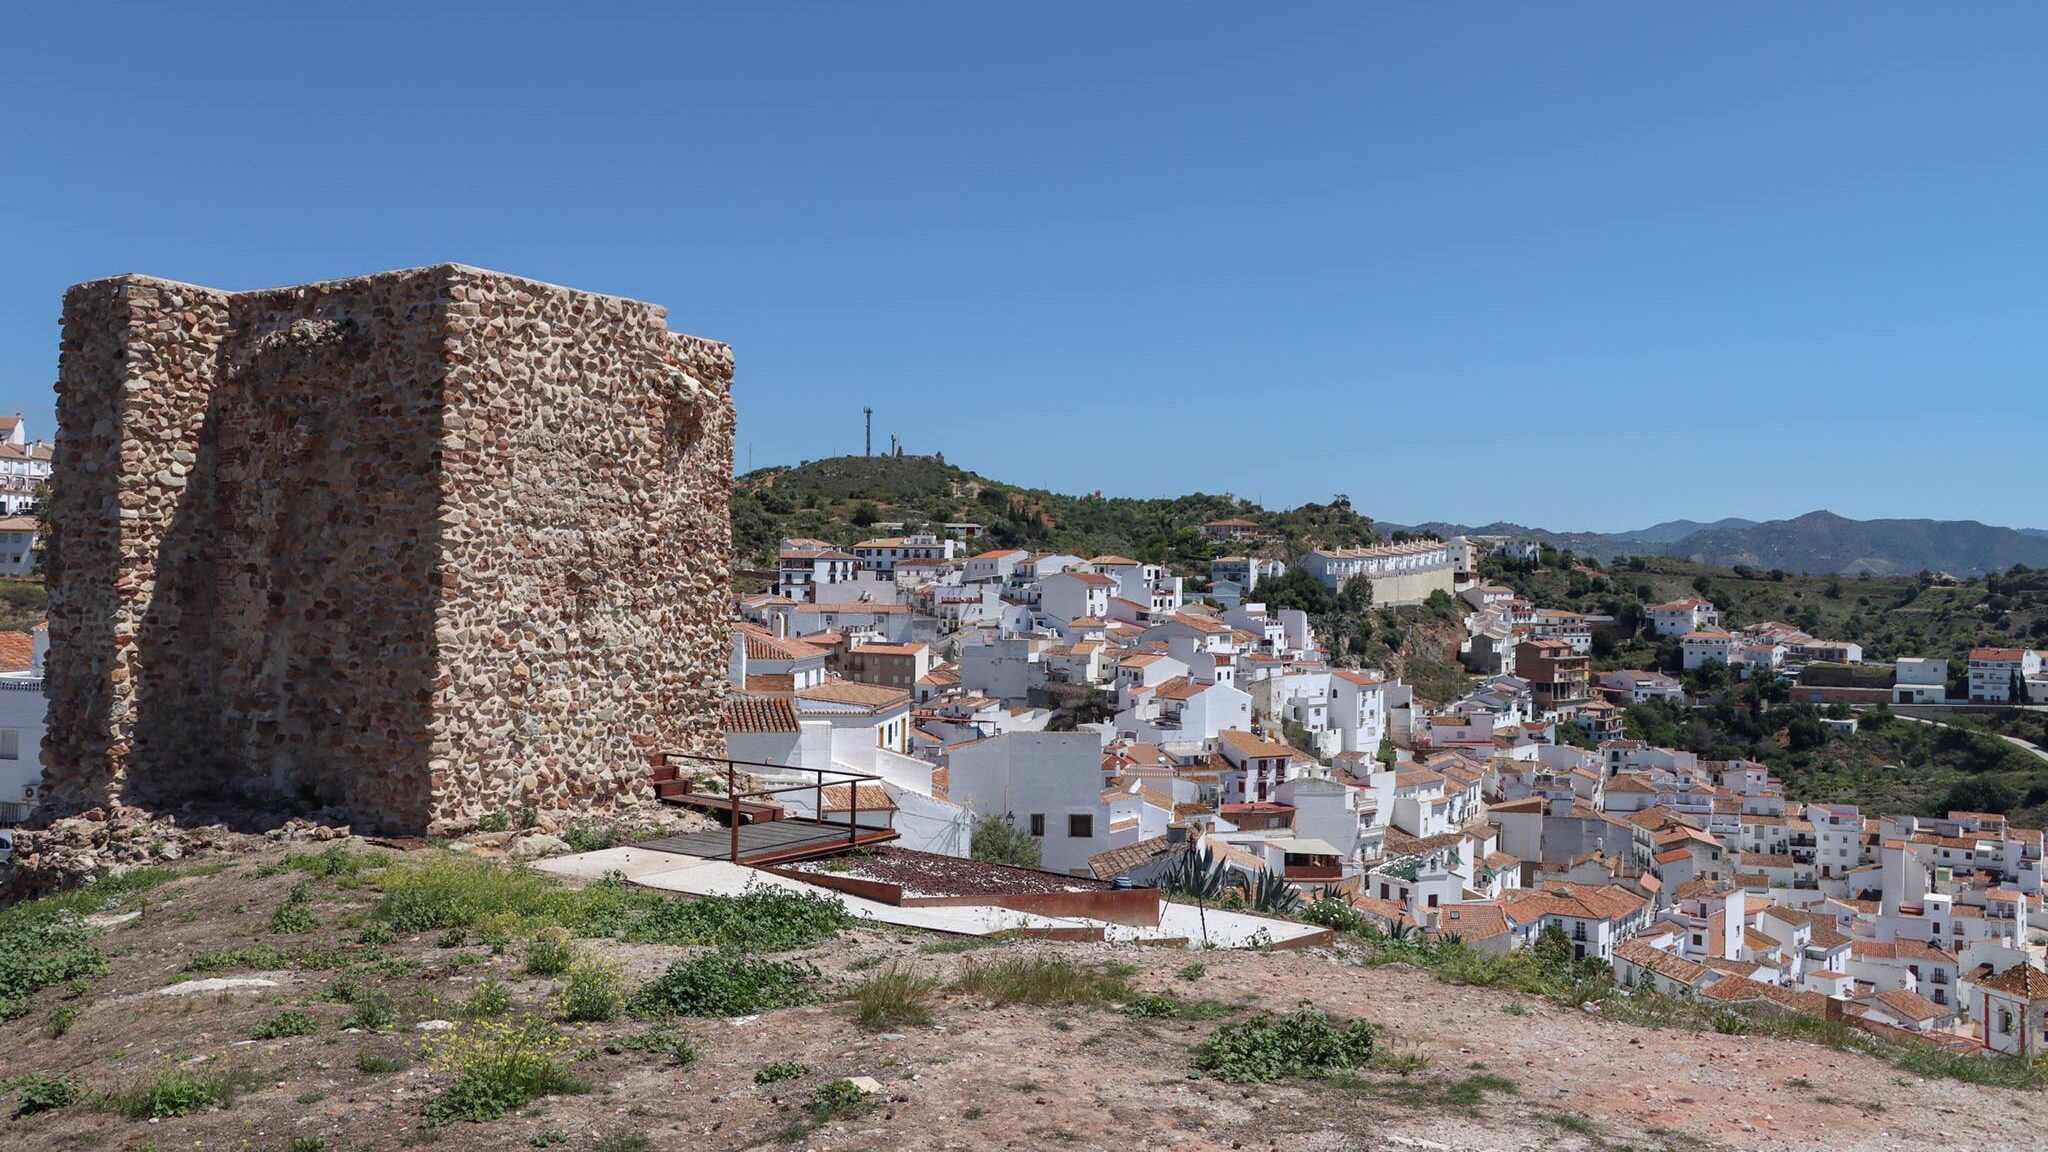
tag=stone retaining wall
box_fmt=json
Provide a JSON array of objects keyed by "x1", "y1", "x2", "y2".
[{"x1": 44, "y1": 265, "x2": 732, "y2": 833}]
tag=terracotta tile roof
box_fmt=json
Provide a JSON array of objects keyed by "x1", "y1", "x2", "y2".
[
  {"x1": 736, "y1": 622, "x2": 827, "y2": 662},
  {"x1": 1978, "y1": 963, "x2": 2048, "y2": 1001},
  {"x1": 1089, "y1": 828, "x2": 1187, "y2": 873},
  {"x1": 1344, "y1": 893, "x2": 1418, "y2": 929},
  {"x1": 1500, "y1": 884, "x2": 1646, "y2": 925},
  {"x1": 1434, "y1": 902, "x2": 1510, "y2": 941},
  {"x1": 1699, "y1": 975, "x2": 1827, "y2": 1016},
  {"x1": 817, "y1": 784, "x2": 896, "y2": 813},
  {"x1": 743, "y1": 673, "x2": 796, "y2": 694},
  {"x1": 1613, "y1": 940, "x2": 1712, "y2": 986},
  {"x1": 0, "y1": 631, "x2": 33, "y2": 674},
  {"x1": 1869, "y1": 987, "x2": 1950, "y2": 1022},
  {"x1": 1217, "y1": 729, "x2": 1296, "y2": 759},
  {"x1": 721, "y1": 695, "x2": 800, "y2": 733},
  {"x1": 796, "y1": 680, "x2": 913, "y2": 711}
]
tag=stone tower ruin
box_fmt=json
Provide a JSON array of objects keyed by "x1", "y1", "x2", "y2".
[{"x1": 42, "y1": 265, "x2": 733, "y2": 833}]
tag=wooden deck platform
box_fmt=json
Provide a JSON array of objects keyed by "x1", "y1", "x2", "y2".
[
  {"x1": 637, "y1": 818, "x2": 899, "y2": 867},
  {"x1": 654, "y1": 778, "x2": 787, "y2": 823}
]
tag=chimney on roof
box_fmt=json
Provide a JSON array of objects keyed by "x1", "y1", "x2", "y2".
[{"x1": 1165, "y1": 823, "x2": 1189, "y2": 845}]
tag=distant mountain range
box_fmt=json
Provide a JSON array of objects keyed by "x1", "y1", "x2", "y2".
[{"x1": 1388, "y1": 510, "x2": 2048, "y2": 577}]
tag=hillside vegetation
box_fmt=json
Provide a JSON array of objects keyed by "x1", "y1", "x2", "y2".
[
  {"x1": 1486, "y1": 552, "x2": 2048, "y2": 669},
  {"x1": 1627, "y1": 694, "x2": 2048, "y2": 825},
  {"x1": 5, "y1": 837, "x2": 2046, "y2": 1151},
  {"x1": 731, "y1": 454, "x2": 1380, "y2": 571},
  {"x1": 1405, "y1": 509, "x2": 2048, "y2": 577}
]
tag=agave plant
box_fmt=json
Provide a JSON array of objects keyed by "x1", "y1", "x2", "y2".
[
  {"x1": 1251, "y1": 870, "x2": 1302, "y2": 916},
  {"x1": 1157, "y1": 847, "x2": 1231, "y2": 947}
]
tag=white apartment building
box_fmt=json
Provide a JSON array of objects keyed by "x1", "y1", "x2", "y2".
[
  {"x1": 852, "y1": 534, "x2": 958, "y2": 575},
  {"x1": 946, "y1": 731, "x2": 1113, "y2": 877},
  {"x1": 1298, "y1": 540, "x2": 1455, "y2": 606},
  {"x1": 776, "y1": 538, "x2": 863, "y2": 602},
  {"x1": 1648, "y1": 598, "x2": 1721, "y2": 638},
  {"x1": 0, "y1": 518, "x2": 35, "y2": 577},
  {"x1": 1680, "y1": 630, "x2": 1734, "y2": 670},
  {"x1": 1969, "y1": 648, "x2": 2045, "y2": 704},
  {"x1": 1894, "y1": 657, "x2": 1949, "y2": 704},
  {"x1": 1039, "y1": 569, "x2": 1115, "y2": 625},
  {"x1": 0, "y1": 416, "x2": 52, "y2": 516},
  {"x1": 0, "y1": 629, "x2": 48, "y2": 824}
]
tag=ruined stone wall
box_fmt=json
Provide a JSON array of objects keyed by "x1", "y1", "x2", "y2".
[
  {"x1": 46, "y1": 276, "x2": 233, "y2": 812},
  {"x1": 427, "y1": 267, "x2": 734, "y2": 829},
  {"x1": 43, "y1": 265, "x2": 733, "y2": 833}
]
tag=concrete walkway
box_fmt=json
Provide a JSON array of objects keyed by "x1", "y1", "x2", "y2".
[{"x1": 531, "y1": 846, "x2": 1323, "y2": 949}]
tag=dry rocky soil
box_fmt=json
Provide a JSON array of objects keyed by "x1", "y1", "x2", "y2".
[{"x1": 1, "y1": 834, "x2": 2040, "y2": 1152}]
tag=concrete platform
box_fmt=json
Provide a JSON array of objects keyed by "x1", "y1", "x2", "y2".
[
  {"x1": 531, "y1": 847, "x2": 1327, "y2": 949},
  {"x1": 636, "y1": 818, "x2": 897, "y2": 865}
]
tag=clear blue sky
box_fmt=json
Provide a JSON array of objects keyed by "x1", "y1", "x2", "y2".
[{"x1": 3, "y1": 4, "x2": 2043, "y2": 532}]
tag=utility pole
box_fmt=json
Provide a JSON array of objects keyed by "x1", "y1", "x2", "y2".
[{"x1": 864, "y1": 407, "x2": 873, "y2": 457}]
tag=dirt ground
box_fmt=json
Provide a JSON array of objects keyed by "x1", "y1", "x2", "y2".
[{"x1": 0, "y1": 841, "x2": 2040, "y2": 1152}]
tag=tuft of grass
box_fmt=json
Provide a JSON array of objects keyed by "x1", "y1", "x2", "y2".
[
  {"x1": 354, "y1": 1048, "x2": 410, "y2": 1074},
  {"x1": 249, "y1": 1009, "x2": 320, "y2": 1040},
  {"x1": 1191, "y1": 1005, "x2": 1376, "y2": 1083},
  {"x1": 1123, "y1": 992, "x2": 1231, "y2": 1021},
  {"x1": 555, "y1": 954, "x2": 627, "y2": 1023},
  {"x1": 949, "y1": 957, "x2": 1135, "y2": 1006},
  {"x1": 183, "y1": 944, "x2": 352, "y2": 974},
  {"x1": 1371, "y1": 1043, "x2": 1432, "y2": 1075},
  {"x1": 1443, "y1": 1072, "x2": 1519, "y2": 1109},
  {"x1": 1551, "y1": 1111, "x2": 1597, "y2": 1136},
  {"x1": 45, "y1": 1001, "x2": 79, "y2": 1038},
  {"x1": 338, "y1": 996, "x2": 394, "y2": 1032},
  {"x1": 280, "y1": 845, "x2": 391, "y2": 880},
  {"x1": 463, "y1": 981, "x2": 515, "y2": 1019},
  {"x1": 591, "y1": 1134, "x2": 651, "y2": 1152},
  {"x1": 628, "y1": 953, "x2": 816, "y2": 1019},
  {"x1": 376, "y1": 857, "x2": 587, "y2": 934},
  {"x1": 523, "y1": 927, "x2": 575, "y2": 977},
  {"x1": 1175, "y1": 962, "x2": 1207, "y2": 983},
  {"x1": 917, "y1": 934, "x2": 1015, "y2": 955},
  {"x1": 847, "y1": 963, "x2": 940, "y2": 1030},
  {"x1": 98, "y1": 1065, "x2": 268, "y2": 1119},
  {"x1": 619, "y1": 1024, "x2": 696, "y2": 1066}
]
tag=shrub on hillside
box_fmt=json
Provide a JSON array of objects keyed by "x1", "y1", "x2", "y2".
[
  {"x1": 422, "y1": 1019, "x2": 584, "y2": 1126},
  {"x1": 623, "y1": 886, "x2": 851, "y2": 952},
  {"x1": 1191, "y1": 1005, "x2": 1376, "y2": 1083},
  {"x1": 627, "y1": 954, "x2": 816, "y2": 1018}
]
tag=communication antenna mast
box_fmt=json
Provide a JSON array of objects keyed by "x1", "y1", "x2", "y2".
[{"x1": 864, "y1": 407, "x2": 874, "y2": 456}]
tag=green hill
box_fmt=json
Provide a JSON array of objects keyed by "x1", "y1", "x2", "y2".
[
  {"x1": 729, "y1": 454, "x2": 1381, "y2": 573},
  {"x1": 1484, "y1": 551, "x2": 2048, "y2": 671}
]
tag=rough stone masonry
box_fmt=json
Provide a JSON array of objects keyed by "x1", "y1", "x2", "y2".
[{"x1": 41, "y1": 265, "x2": 734, "y2": 833}]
